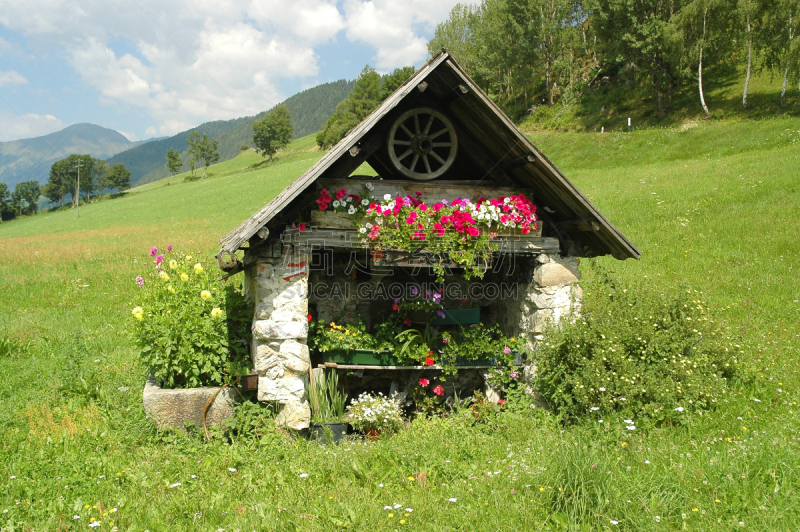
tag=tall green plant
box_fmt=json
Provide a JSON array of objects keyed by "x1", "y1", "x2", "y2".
[{"x1": 309, "y1": 370, "x2": 347, "y2": 422}]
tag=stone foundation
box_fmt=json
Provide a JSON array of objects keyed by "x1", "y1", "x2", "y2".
[
  {"x1": 246, "y1": 244, "x2": 582, "y2": 421},
  {"x1": 245, "y1": 243, "x2": 311, "y2": 431}
]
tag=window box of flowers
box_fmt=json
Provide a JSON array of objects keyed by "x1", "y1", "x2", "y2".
[
  {"x1": 309, "y1": 183, "x2": 538, "y2": 281},
  {"x1": 131, "y1": 245, "x2": 252, "y2": 431}
]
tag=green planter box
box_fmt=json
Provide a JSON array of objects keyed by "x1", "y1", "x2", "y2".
[
  {"x1": 431, "y1": 308, "x2": 481, "y2": 326},
  {"x1": 441, "y1": 357, "x2": 496, "y2": 366},
  {"x1": 322, "y1": 349, "x2": 400, "y2": 365}
]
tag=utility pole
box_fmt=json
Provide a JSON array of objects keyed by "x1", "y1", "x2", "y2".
[{"x1": 73, "y1": 162, "x2": 83, "y2": 217}]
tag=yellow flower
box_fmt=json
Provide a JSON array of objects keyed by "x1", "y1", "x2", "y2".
[
  {"x1": 194, "y1": 263, "x2": 203, "y2": 273},
  {"x1": 692, "y1": 508, "x2": 699, "y2": 512},
  {"x1": 200, "y1": 290, "x2": 211, "y2": 300},
  {"x1": 159, "y1": 271, "x2": 169, "y2": 281},
  {"x1": 132, "y1": 307, "x2": 144, "y2": 321},
  {"x1": 168, "y1": 285, "x2": 175, "y2": 294},
  {"x1": 715, "y1": 499, "x2": 721, "y2": 503},
  {"x1": 211, "y1": 307, "x2": 223, "y2": 319},
  {"x1": 169, "y1": 260, "x2": 178, "y2": 270},
  {"x1": 388, "y1": 513, "x2": 394, "y2": 518},
  {"x1": 400, "y1": 520, "x2": 406, "y2": 524},
  {"x1": 180, "y1": 273, "x2": 189, "y2": 282}
]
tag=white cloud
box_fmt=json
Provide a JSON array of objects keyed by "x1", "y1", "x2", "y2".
[
  {"x1": 116, "y1": 130, "x2": 138, "y2": 142},
  {"x1": 342, "y1": 0, "x2": 471, "y2": 69},
  {"x1": 0, "y1": 111, "x2": 65, "y2": 142},
  {"x1": 0, "y1": 0, "x2": 471, "y2": 136},
  {"x1": 0, "y1": 70, "x2": 27, "y2": 87}
]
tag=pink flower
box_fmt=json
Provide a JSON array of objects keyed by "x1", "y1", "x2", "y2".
[
  {"x1": 419, "y1": 378, "x2": 430, "y2": 387},
  {"x1": 504, "y1": 346, "x2": 511, "y2": 355},
  {"x1": 149, "y1": 246, "x2": 158, "y2": 257},
  {"x1": 424, "y1": 356, "x2": 435, "y2": 366},
  {"x1": 510, "y1": 371, "x2": 520, "y2": 379},
  {"x1": 298, "y1": 223, "x2": 307, "y2": 232},
  {"x1": 433, "y1": 385, "x2": 444, "y2": 396},
  {"x1": 135, "y1": 276, "x2": 144, "y2": 288},
  {"x1": 156, "y1": 254, "x2": 164, "y2": 265},
  {"x1": 498, "y1": 399, "x2": 506, "y2": 405},
  {"x1": 167, "y1": 244, "x2": 173, "y2": 252},
  {"x1": 442, "y1": 337, "x2": 450, "y2": 344}
]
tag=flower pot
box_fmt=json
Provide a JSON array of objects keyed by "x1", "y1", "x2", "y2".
[
  {"x1": 431, "y1": 308, "x2": 481, "y2": 326},
  {"x1": 322, "y1": 349, "x2": 400, "y2": 366},
  {"x1": 310, "y1": 421, "x2": 349, "y2": 444},
  {"x1": 371, "y1": 249, "x2": 386, "y2": 265}
]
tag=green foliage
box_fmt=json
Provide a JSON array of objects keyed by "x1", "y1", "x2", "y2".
[
  {"x1": 105, "y1": 163, "x2": 131, "y2": 192},
  {"x1": 535, "y1": 271, "x2": 741, "y2": 424},
  {"x1": 381, "y1": 66, "x2": 416, "y2": 99},
  {"x1": 12, "y1": 180, "x2": 41, "y2": 216},
  {"x1": 0, "y1": 183, "x2": 15, "y2": 221},
  {"x1": 309, "y1": 370, "x2": 347, "y2": 422},
  {"x1": 165, "y1": 148, "x2": 182, "y2": 178},
  {"x1": 253, "y1": 105, "x2": 294, "y2": 160},
  {"x1": 224, "y1": 399, "x2": 281, "y2": 444},
  {"x1": 186, "y1": 132, "x2": 220, "y2": 177},
  {"x1": 46, "y1": 154, "x2": 96, "y2": 207},
  {"x1": 130, "y1": 247, "x2": 251, "y2": 388},
  {"x1": 308, "y1": 319, "x2": 398, "y2": 354},
  {"x1": 317, "y1": 65, "x2": 383, "y2": 149}
]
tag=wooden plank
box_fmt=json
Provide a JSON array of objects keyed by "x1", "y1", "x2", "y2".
[
  {"x1": 321, "y1": 363, "x2": 504, "y2": 370},
  {"x1": 283, "y1": 227, "x2": 560, "y2": 254},
  {"x1": 556, "y1": 219, "x2": 600, "y2": 232},
  {"x1": 317, "y1": 178, "x2": 533, "y2": 204}
]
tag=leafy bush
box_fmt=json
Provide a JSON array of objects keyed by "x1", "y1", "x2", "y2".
[
  {"x1": 130, "y1": 246, "x2": 251, "y2": 388},
  {"x1": 535, "y1": 274, "x2": 740, "y2": 424}
]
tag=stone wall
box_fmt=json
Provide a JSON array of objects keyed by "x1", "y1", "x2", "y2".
[{"x1": 245, "y1": 243, "x2": 312, "y2": 430}]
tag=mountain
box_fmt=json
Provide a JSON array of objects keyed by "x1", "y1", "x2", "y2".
[
  {"x1": 0, "y1": 123, "x2": 136, "y2": 189},
  {"x1": 118, "y1": 78, "x2": 356, "y2": 187}
]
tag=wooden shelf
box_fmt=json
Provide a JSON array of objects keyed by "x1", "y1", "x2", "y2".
[{"x1": 319, "y1": 362, "x2": 518, "y2": 370}]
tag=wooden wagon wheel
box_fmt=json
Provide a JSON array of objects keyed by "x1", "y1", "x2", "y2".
[{"x1": 387, "y1": 107, "x2": 458, "y2": 181}]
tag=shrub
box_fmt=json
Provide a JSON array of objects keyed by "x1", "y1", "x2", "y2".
[
  {"x1": 130, "y1": 246, "x2": 251, "y2": 388},
  {"x1": 346, "y1": 392, "x2": 404, "y2": 434},
  {"x1": 535, "y1": 273, "x2": 740, "y2": 424}
]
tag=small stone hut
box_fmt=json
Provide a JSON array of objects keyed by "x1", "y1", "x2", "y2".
[{"x1": 217, "y1": 51, "x2": 640, "y2": 430}]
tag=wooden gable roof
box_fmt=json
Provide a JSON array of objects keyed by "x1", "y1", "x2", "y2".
[{"x1": 219, "y1": 51, "x2": 640, "y2": 261}]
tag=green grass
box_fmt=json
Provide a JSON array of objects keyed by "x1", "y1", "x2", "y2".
[
  {"x1": 522, "y1": 66, "x2": 800, "y2": 132},
  {"x1": 1, "y1": 120, "x2": 799, "y2": 530}
]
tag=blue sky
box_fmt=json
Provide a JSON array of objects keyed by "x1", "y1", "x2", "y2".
[{"x1": 0, "y1": 0, "x2": 471, "y2": 142}]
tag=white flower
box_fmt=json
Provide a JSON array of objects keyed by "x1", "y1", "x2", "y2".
[
  {"x1": 299, "y1": 473, "x2": 308, "y2": 478},
  {"x1": 645, "y1": 460, "x2": 650, "y2": 464},
  {"x1": 365, "y1": 223, "x2": 373, "y2": 229},
  {"x1": 378, "y1": 483, "x2": 384, "y2": 487},
  {"x1": 384, "y1": 506, "x2": 392, "y2": 510},
  {"x1": 366, "y1": 182, "x2": 374, "y2": 191},
  {"x1": 359, "y1": 227, "x2": 367, "y2": 234},
  {"x1": 753, "y1": 398, "x2": 761, "y2": 402},
  {"x1": 393, "y1": 503, "x2": 402, "y2": 509},
  {"x1": 405, "y1": 508, "x2": 413, "y2": 512},
  {"x1": 590, "y1": 407, "x2": 600, "y2": 411},
  {"x1": 626, "y1": 426, "x2": 636, "y2": 431},
  {"x1": 674, "y1": 407, "x2": 684, "y2": 412},
  {"x1": 624, "y1": 419, "x2": 633, "y2": 424},
  {"x1": 619, "y1": 397, "x2": 626, "y2": 401},
  {"x1": 73, "y1": 515, "x2": 80, "y2": 520},
  {"x1": 348, "y1": 206, "x2": 357, "y2": 215},
  {"x1": 383, "y1": 194, "x2": 391, "y2": 201},
  {"x1": 9, "y1": 476, "x2": 15, "y2": 480},
  {"x1": 448, "y1": 498, "x2": 457, "y2": 503},
  {"x1": 599, "y1": 387, "x2": 606, "y2": 391},
  {"x1": 332, "y1": 200, "x2": 340, "y2": 208},
  {"x1": 610, "y1": 520, "x2": 619, "y2": 525},
  {"x1": 228, "y1": 468, "x2": 237, "y2": 472},
  {"x1": 169, "y1": 482, "x2": 182, "y2": 488},
  {"x1": 362, "y1": 199, "x2": 369, "y2": 206},
  {"x1": 89, "y1": 521, "x2": 101, "y2": 528},
  {"x1": 598, "y1": 420, "x2": 603, "y2": 423}
]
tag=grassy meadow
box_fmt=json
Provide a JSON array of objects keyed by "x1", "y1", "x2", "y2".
[{"x1": 1, "y1": 120, "x2": 799, "y2": 530}]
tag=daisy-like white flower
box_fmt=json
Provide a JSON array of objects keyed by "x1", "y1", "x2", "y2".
[
  {"x1": 448, "y1": 498, "x2": 457, "y2": 503},
  {"x1": 299, "y1": 473, "x2": 309, "y2": 478},
  {"x1": 599, "y1": 387, "x2": 606, "y2": 391},
  {"x1": 169, "y1": 482, "x2": 182, "y2": 488},
  {"x1": 674, "y1": 407, "x2": 684, "y2": 412},
  {"x1": 228, "y1": 467, "x2": 237, "y2": 472},
  {"x1": 383, "y1": 194, "x2": 391, "y2": 201}
]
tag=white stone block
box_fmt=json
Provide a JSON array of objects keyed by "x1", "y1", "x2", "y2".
[
  {"x1": 252, "y1": 319, "x2": 308, "y2": 340},
  {"x1": 275, "y1": 401, "x2": 311, "y2": 431},
  {"x1": 258, "y1": 374, "x2": 306, "y2": 403},
  {"x1": 534, "y1": 255, "x2": 580, "y2": 287}
]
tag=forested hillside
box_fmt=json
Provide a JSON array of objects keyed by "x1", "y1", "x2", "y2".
[
  {"x1": 430, "y1": 0, "x2": 799, "y2": 129},
  {"x1": 114, "y1": 79, "x2": 355, "y2": 187}
]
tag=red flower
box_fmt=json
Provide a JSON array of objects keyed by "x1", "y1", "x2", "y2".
[
  {"x1": 307, "y1": 314, "x2": 312, "y2": 322},
  {"x1": 424, "y1": 356, "x2": 435, "y2": 366},
  {"x1": 419, "y1": 378, "x2": 430, "y2": 387},
  {"x1": 298, "y1": 223, "x2": 306, "y2": 232},
  {"x1": 403, "y1": 318, "x2": 413, "y2": 326},
  {"x1": 433, "y1": 385, "x2": 444, "y2": 396},
  {"x1": 415, "y1": 191, "x2": 423, "y2": 197},
  {"x1": 319, "y1": 202, "x2": 328, "y2": 211},
  {"x1": 393, "y1": 303, "x2": 401, "y2": 311}
]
